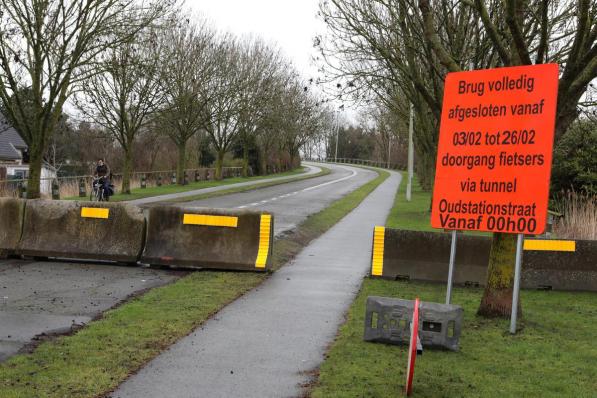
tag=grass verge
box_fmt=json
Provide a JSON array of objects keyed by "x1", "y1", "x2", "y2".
[
  {"x1": 387, "y1": 173, "x2": 489, "y2": 236},
  {"x1": 0, "y1": 168, "x2": 389, "y2": 397},
  {"x1": 65, "y1": 167, "x2": 308, "y2": 202},
  {"x1": 386, "y1": 173, "x2": 434, "y2": 231},
  {"x1": 310, "y1": 279, "x2": 597, "y2": 397}
]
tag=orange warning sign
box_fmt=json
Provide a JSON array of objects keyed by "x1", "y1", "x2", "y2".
[{"x1": 431, "y1": 64, "x2": 559, "y2": 234}]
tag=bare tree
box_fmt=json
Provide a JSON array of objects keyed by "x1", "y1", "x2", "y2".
[
  {"x1": 319, "y1": 0, "x2": 597, "y2": 318},
  {"x1": 157, "y1": 16, "x2": 217, "y2": 184},
  {"x1": 0, "y1": 0, "x2": 171, "y2": 198},
  {"x1": 236, "y1": 39, "x2": 285, "y2": 177},
  {"x1": 318, "y1": 0, "x2": 487, "y2": 187},
  {"x1": 419, "y1": 0, "x2": 597, "y2": 139},
  {"x1": 253, "y1": 67, "x2": 297, "y2": 174},
  {"x1": 73, "y1": 12, "x2": 170, "y2": 194},
  {"x1": 418, "y1": 0, "x2": 597, "y2": 317},
  {"x1": 203, "y1": 37, "x2": 248, "y2": 180},
  {"x1": 279, "y1": 80, "x2": 329, "y2": 166}
]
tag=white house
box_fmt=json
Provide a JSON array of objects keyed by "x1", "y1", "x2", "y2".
[{"x1": 0, "y1": 115, "x2": 57, "y2": 195}]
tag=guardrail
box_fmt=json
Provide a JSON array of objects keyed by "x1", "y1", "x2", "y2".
[
  {"x1": 306, "y1": 157, "x2": 402, "y2": 170},
  {"x1": 0, "y1": 167, "x2": 243, "y2": 199}
]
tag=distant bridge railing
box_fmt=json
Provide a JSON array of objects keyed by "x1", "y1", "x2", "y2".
[
  {"x1": 0, "y1": 167, "x2": 243, "y2": 199},
  {"x1": 306, "y1": 157, "x2": 403, "y2": 170}
]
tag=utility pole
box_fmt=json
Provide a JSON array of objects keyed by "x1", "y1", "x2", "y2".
[
  {"x1": 334, "y1": 105, "x2": 343, "y2": 162},
  {"x1": 334, "y1": 110, "x2": 339, "y2": 162},
  {"x1": 406, "y1": 103, "x2": 414, "y2": 201}
]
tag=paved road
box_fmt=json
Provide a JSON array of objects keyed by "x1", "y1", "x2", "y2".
[
  {"x1": 181, "y1": 162, "x2": 377, "y2": 236},
  {"x1": 129, "y1": 163, "x2": 322, "y2": 205},
  {"x1": 0, "y1": 162, "x2": 375, "y2": 363},
  {"x1": 113, "y1": 170, "x2": 401, "y2": 398},
  {"x1": 0, "y1": 260, "x2": 182, "y2": 362}
]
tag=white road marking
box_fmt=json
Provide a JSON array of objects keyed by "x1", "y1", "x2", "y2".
[
  {"x1": 301, "y1": 169, "x2": 357, "y2": 192},
  {"x1": 235, "y1": 165, "x2": 359, "y2": 209}
]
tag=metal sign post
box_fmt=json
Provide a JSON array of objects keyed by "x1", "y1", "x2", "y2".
[
  {"x1": 445, "y1": 230, "x2": 457, "y2": 305},
  {"x1": 510, "y1": 233, "x2": 524, "y2": 334}
]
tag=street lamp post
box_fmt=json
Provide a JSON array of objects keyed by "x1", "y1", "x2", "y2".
[
  {"x1": 334, "y1": 105, "x2": 344, "y2": 162},
  {"x1": 387, "y1": 133, "x2": 391, "y2": 169},
  {"x1": 406, "y1": 103, "x2": 414, "y2": 201},
  {"x1": 334, "y1": 110, "x2": 339, "y2": 162}
]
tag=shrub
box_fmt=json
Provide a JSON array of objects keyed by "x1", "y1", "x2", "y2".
[
  {"x1": 551, "y1": 118, "x2": 597, "y2": 195},
  {"x1": 553, "y1": 191, "x2": 597, "y2": 240}
]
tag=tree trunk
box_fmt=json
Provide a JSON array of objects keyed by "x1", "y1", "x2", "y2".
[
  {"x1": 27, "y1": 146, "x2": 44, "y2": 199},
  {"x1": 478, "y1": 233, "x2": 520, "y2": 317},
  {"x1": 289, "y1": 148, "x2": 298, "y2": 169},
  {"x1": 259, "y1": 146, "x2": 268, "y2": 175},
  {"x1": 242, "y1": 144, "x2": 249, "y2": 178},
  {"x1": 122, "y1": 149, "x2": 133, "y2": 194},
  {"x1": 177, "y1": 142, "x2": 186, "y2": 185},
  {"x1": 215, "y1": 149, "x2": 225, "y2": 180}
]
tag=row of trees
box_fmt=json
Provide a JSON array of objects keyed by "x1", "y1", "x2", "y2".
[
  {"x1": 317, "y1": 0, "x2": 597, "y2": 317},
  {"x1": 0, "y1": 0, "x2": 332, "y2": 196},
  {"x1": 322, "y1": 111, "x2": 409, "y2": 168}
]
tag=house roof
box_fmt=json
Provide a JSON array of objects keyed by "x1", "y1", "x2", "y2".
[{"x1": 0, "y1": 115, "x2": 28, "y2": 161}]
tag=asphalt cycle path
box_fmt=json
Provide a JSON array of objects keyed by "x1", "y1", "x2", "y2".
[
  {"x1": 128, "y1": 163, "x2": 322, "y2": 206},
  {"x1": 113, "y1": 169, "x2": 401, "y2": 398}
]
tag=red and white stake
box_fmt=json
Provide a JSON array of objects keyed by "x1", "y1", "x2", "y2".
[{"x1": 405, "y1": 297, "x2": 420, "y2": 396}]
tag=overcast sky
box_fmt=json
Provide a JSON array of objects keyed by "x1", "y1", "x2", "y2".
[
  {"x1": 184, "y1": 0, "x2": 355, "y2": 124},
  {"x1": 185, "y1": 0, "x2": 324, "y2": 79}
]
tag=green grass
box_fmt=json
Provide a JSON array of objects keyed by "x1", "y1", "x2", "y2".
[
  {"x1": 66, "y1": 167, "x2": 308, "y2": 202},
  {"x1": 0, "y1": 167, "x2": 390, "y2": 398},
  {"x1": 386, "y1": 173, "x2": 434, "y2": 232},
  {"x1": 387, "y1": 173, "x2": 489, "y2": 236},
  {"x1": 311, "y1": 279, "x2": 597, "y2": 398},
  {"x1": 0, "y1": 272, "x2": 267, "y2": 398}
]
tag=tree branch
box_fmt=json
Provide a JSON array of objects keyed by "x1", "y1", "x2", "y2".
[
  {"x1": 505, "y1": 0, "x2": 532, "y2": 65},
  {"x1": 472, "y1": 0, "x2": 512, "y2": 66},
  {"x1": 418, "y1": 0, "x2": 461, "y2": 72}
]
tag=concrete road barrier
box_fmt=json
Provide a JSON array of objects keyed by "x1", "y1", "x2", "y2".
[
  {"x1": 0, "y1": 198, "x2": 25, "y2": 258},
  {"x1": 17, "y1": 200, "x2": 145, "y2": 263},
  {"x1": 141, "y1": 206, "x2": 273, "y2": 271},
  {"x1": 523, "y1": 239, "x2": 597, "y2": 291},
  {"x1": 371, "y1": 227, "x2": 490, "y2": 285},
  {"x1": 370, "y1": 227, "x2": 597, "y2": 291}
]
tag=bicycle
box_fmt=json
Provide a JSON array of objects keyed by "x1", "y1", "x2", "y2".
[{"x1": 90, "y1": 177, "x2": 109, "y2": 202}]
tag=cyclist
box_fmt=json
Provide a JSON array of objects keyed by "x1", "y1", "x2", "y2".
[{"x1": 93, "y1": 159, "x2": 112, "y2": 200}]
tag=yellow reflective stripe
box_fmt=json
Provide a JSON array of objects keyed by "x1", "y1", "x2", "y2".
[
  {"x1": 524, "y1": 239, "x2": 576, "y2": 252},
  {"x1": 81, "y1": 207, "x2": 109, "y2": 219},
  {"x1": 371, "y1": 226, "x2": 385, "y2": 276},
  {"x1": 255, "y1": 214, "x2": 272, "y2": 268},
  {"x1": 183, "y1": 214, "x2": 238, "y2": 228}
]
